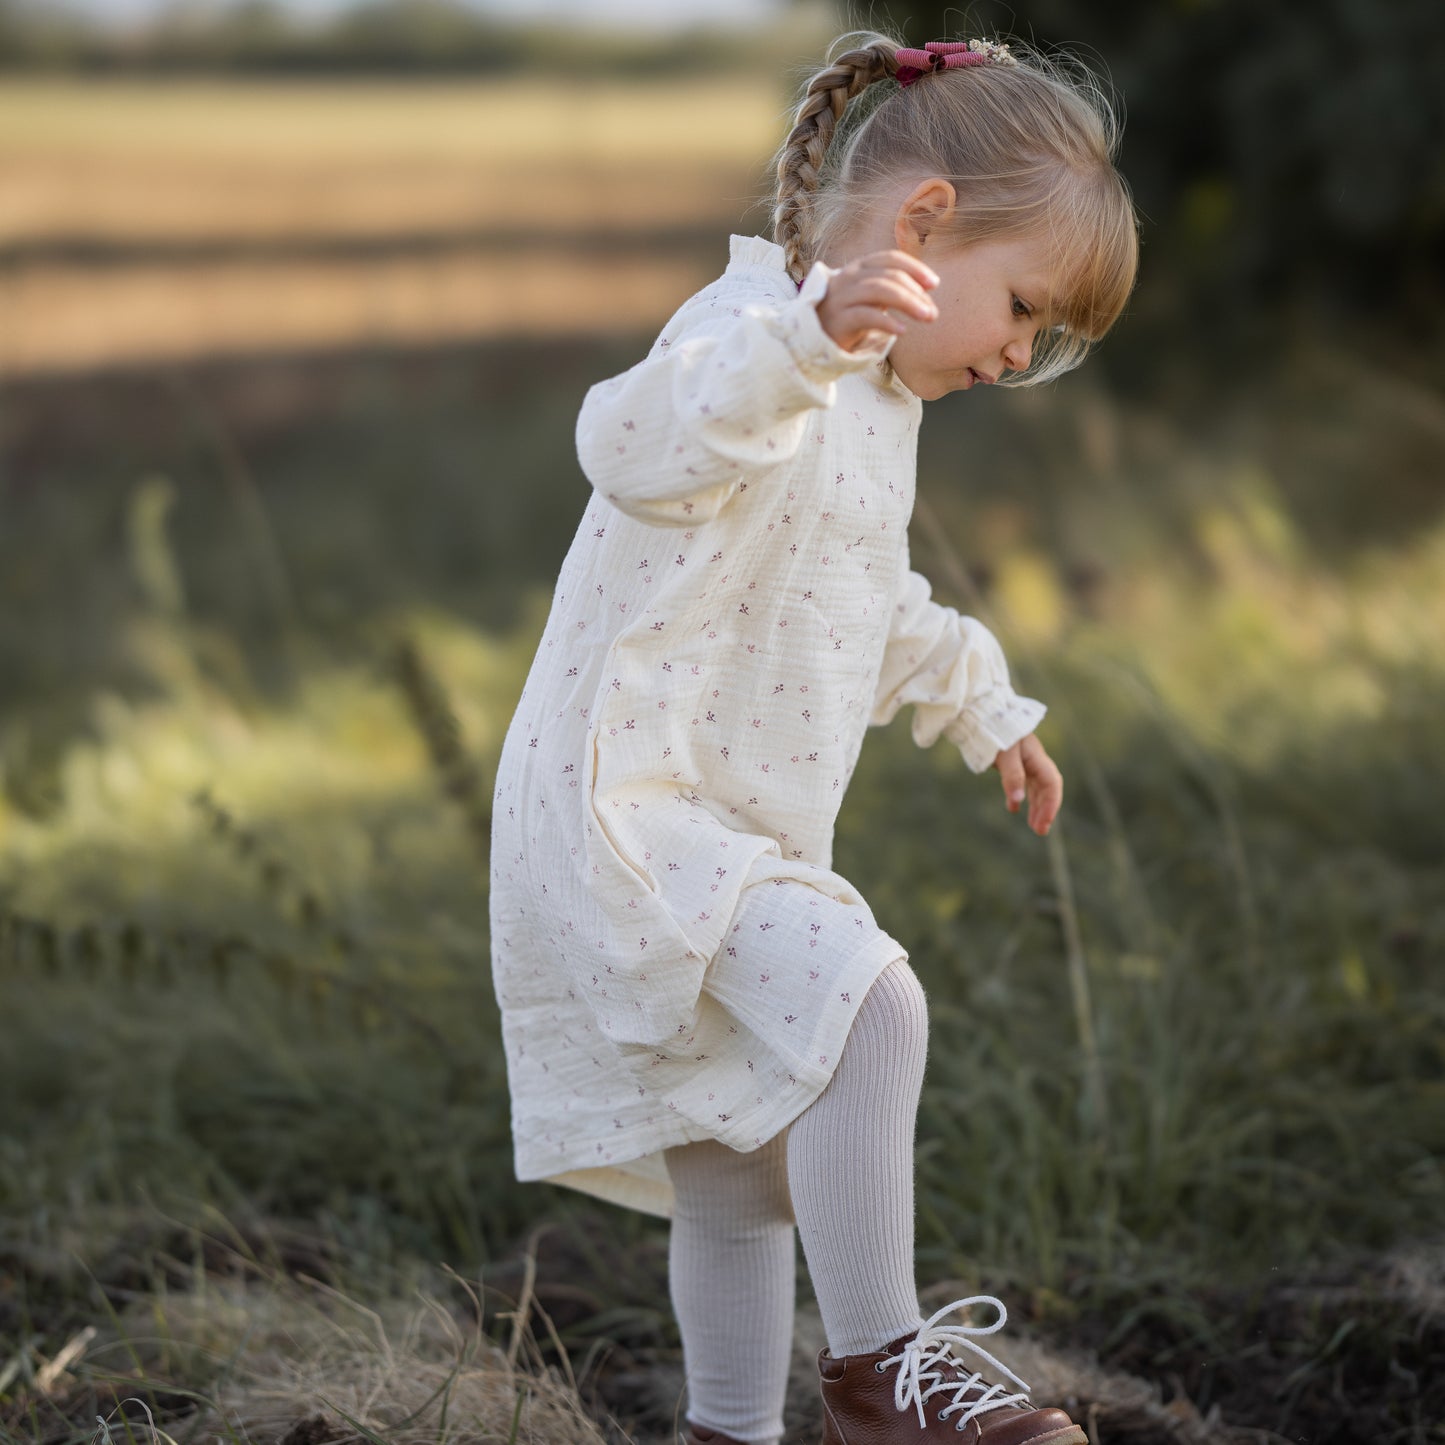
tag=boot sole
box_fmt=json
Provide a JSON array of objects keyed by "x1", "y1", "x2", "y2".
[
  {"x1": 819, "y1": 1422, "x2": 1089, "y2": 1445},
  {"x1": 1031, "y1": 1428, "x2": 1089, "y2": 1445}
]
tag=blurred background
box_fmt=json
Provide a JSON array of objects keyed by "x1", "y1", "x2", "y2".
[{"x1": 2, "y1": 3, "x2": 1443, "y2": 1443}]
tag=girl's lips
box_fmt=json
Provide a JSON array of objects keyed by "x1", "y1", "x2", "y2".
[{"x1": 969, "y1": 368, "x2": 997, "y2": 385}]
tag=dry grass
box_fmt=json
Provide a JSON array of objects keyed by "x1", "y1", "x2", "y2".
[
  {"x1": 0, "y1": 154, "x2": 753, "y2": 245},
  {"x1": 0, "y1": 77, "x2": 784, "y2": 166},
  {"x1": 77, "y1": 1251, "x2": 614, "y2": 1445},
  {"x1": 0, "y1": 249, "x2": 718, "y2": 376},
  {"x1": 0, "y1": 76, "x2": 784, "y2": 378}
]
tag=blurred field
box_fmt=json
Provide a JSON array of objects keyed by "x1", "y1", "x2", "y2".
[
  {"x1": 3, "y1": 69, "x2": 1444, "y2": 1445},
  {"x1": 0, "y1": 77, "x2": 779, "y2": 375}
]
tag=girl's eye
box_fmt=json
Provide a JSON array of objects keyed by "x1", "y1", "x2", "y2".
[{"x1": 1011, "y1": 295, "x2": 1033, "y2": 319}]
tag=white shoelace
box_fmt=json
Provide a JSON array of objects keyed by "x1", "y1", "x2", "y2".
[{"x1": 876, "y1": 1296, "x2": 1034, "y2": 1431}]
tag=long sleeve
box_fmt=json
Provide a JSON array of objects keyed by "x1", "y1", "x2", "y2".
[
  {"x1": 870, "y1": 562, "x2": 1047, "y2": 774},
  {"x1": 575, "y1": 260, "x2": 894, "y2": 528}
]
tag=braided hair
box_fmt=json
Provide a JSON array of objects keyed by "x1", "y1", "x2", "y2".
[
  {"x1": 767, "y1": 29, "x2": 1139, "y2": 384},
  {"x1": 771, "y1": 39, "x2": 900, "y2": 287}
]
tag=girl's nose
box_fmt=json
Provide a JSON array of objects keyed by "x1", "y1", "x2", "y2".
[{"x1": 1003, "y1": 333, "x2": 1033, "y2": 373}]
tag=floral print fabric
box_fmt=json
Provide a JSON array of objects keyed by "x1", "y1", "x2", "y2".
[{"x1": 489, "y1": 235, "x2": 1046, "y2": 1217}]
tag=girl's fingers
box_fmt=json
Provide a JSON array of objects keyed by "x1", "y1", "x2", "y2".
[
  {"x1": 994, "y1": 743, "x2": 1027, "y2": 812},
  {"x1": 816, "y1": 252, "x2": 943, "y2": 349},
  {"x1": 827, "y1": 293, "x2": 933, "y2": 338},
  {"x1": 838, "y1": 254, "x2": 939, "y2": 301},
  {"x1": 996, "y1": 734, "x2": 1065, "y2": 836},
  {"x1": 1019, "y1": 736, "x2": 1064, "y2": 835},
  {"x1": 996, "y1": 738, "x2": 1068, "y2": 836},
  {"x1": 1028, "y1": 781, "x2": 1060, "y2": 834},
  {"x1": 856, "y1": 250, "x2": 941, "y2": 289},
  {"x1": 834, "y1": 308, "x2": 910, "y2": 338},
  {"x1": 840, "y1": 271, "x2": 939, "y2": 319}
]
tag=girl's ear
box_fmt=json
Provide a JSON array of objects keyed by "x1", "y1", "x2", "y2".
[{"x1": 892, "y1": 177, "x2": 959, "y2": 253}]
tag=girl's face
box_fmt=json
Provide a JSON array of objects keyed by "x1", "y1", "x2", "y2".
[{"x1": 885, "y1": 235, "x2": 1054, "y2": 401}]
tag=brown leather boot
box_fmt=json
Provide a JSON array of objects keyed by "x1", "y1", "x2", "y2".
[
  {"x1": 818, "y1": 1297, "x2": 1086, "y2": 1445},
  {"x1": 682, "y1": 1427, "x2": 750, "y2": 1445}
]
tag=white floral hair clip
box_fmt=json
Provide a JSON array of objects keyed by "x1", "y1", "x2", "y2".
[{"x1": 967, "y1": 39, "x2": 1018, "y2": 66}]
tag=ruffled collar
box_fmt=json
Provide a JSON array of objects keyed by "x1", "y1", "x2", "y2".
[{"x1": 726, "y1": 233, "x2": 792, "y2": 277}]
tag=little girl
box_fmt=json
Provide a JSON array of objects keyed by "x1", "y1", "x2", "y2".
[{"x1": 490, "y1": 29, "x2": 1138, "y2": 1445}]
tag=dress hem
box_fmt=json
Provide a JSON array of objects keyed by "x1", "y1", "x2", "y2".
[{"x1": 513, "y1": 927, "x2": 909, "y2": 1218}]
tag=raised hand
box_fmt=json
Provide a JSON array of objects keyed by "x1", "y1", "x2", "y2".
[{"x1": 815, "y1": 249, "x2": 940, "y2": 353}]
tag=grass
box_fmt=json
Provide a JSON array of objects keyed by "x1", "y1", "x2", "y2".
[
  {"x1": 3, "y1": 494, "x2": 1441, "y2": 1438},
  {"x1": 4, "y1": 359, "x2": 1442, "y2": 1266},
  {"x1": 2, "y1": 1207, "x2": 615, "y2": 1445},
  {"x1": 2, "y1": 66, "x2": 1443, "y2": 1445}
]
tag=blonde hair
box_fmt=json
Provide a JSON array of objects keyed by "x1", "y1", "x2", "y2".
[{"x1": 769, "y1": 29, "x2": 1139, "y2": 385}]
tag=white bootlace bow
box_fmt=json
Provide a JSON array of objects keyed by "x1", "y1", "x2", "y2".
[{"x1": 877, "y1": 1296, "x2": 1033, "y2": 1431}]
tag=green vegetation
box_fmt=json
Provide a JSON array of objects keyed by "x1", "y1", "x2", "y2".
[
  {"x1": 0, "y1": 0, "x2": 820, "y2": 77},
  {"x1": 2, "y1": 34, "x2": 1442, "y2": 1442},
  {"x1": 3, "y1": 332, "x2": 1442, "y2": 1442}
]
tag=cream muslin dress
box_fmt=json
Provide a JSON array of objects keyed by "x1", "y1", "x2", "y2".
[{"x1": 489, "y1": 235, "x2": 1046, "y2": 1218}]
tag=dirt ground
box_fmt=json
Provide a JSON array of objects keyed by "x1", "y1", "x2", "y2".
[
  {"x1": 486, "y1": 1212, "x2": 1445, "y2": 1445},
  {"x1": 11, "y1": 1207, "x2": 1436, "y2": 1445}
]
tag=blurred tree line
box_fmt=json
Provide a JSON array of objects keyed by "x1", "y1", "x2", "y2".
[{"x1": 0, "y1": 0, "x2": 764, "y2": 76}]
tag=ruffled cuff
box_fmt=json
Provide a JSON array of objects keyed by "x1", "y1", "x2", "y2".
[
  {"x1": 773, "y1": 260, "x2": 897, "y2": 382},
  {"x1": 944, "y1": 689, "x2": 1049, "y2": 774}
]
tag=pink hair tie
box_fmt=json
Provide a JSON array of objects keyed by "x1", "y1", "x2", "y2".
[{"x1": 896, "y1": 39, "x2": 1017, "y2": 87}]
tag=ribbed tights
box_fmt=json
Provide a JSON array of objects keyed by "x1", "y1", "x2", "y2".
[{"x1": 664, "y1": 958, "x2": 929, "y2": 1444}]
